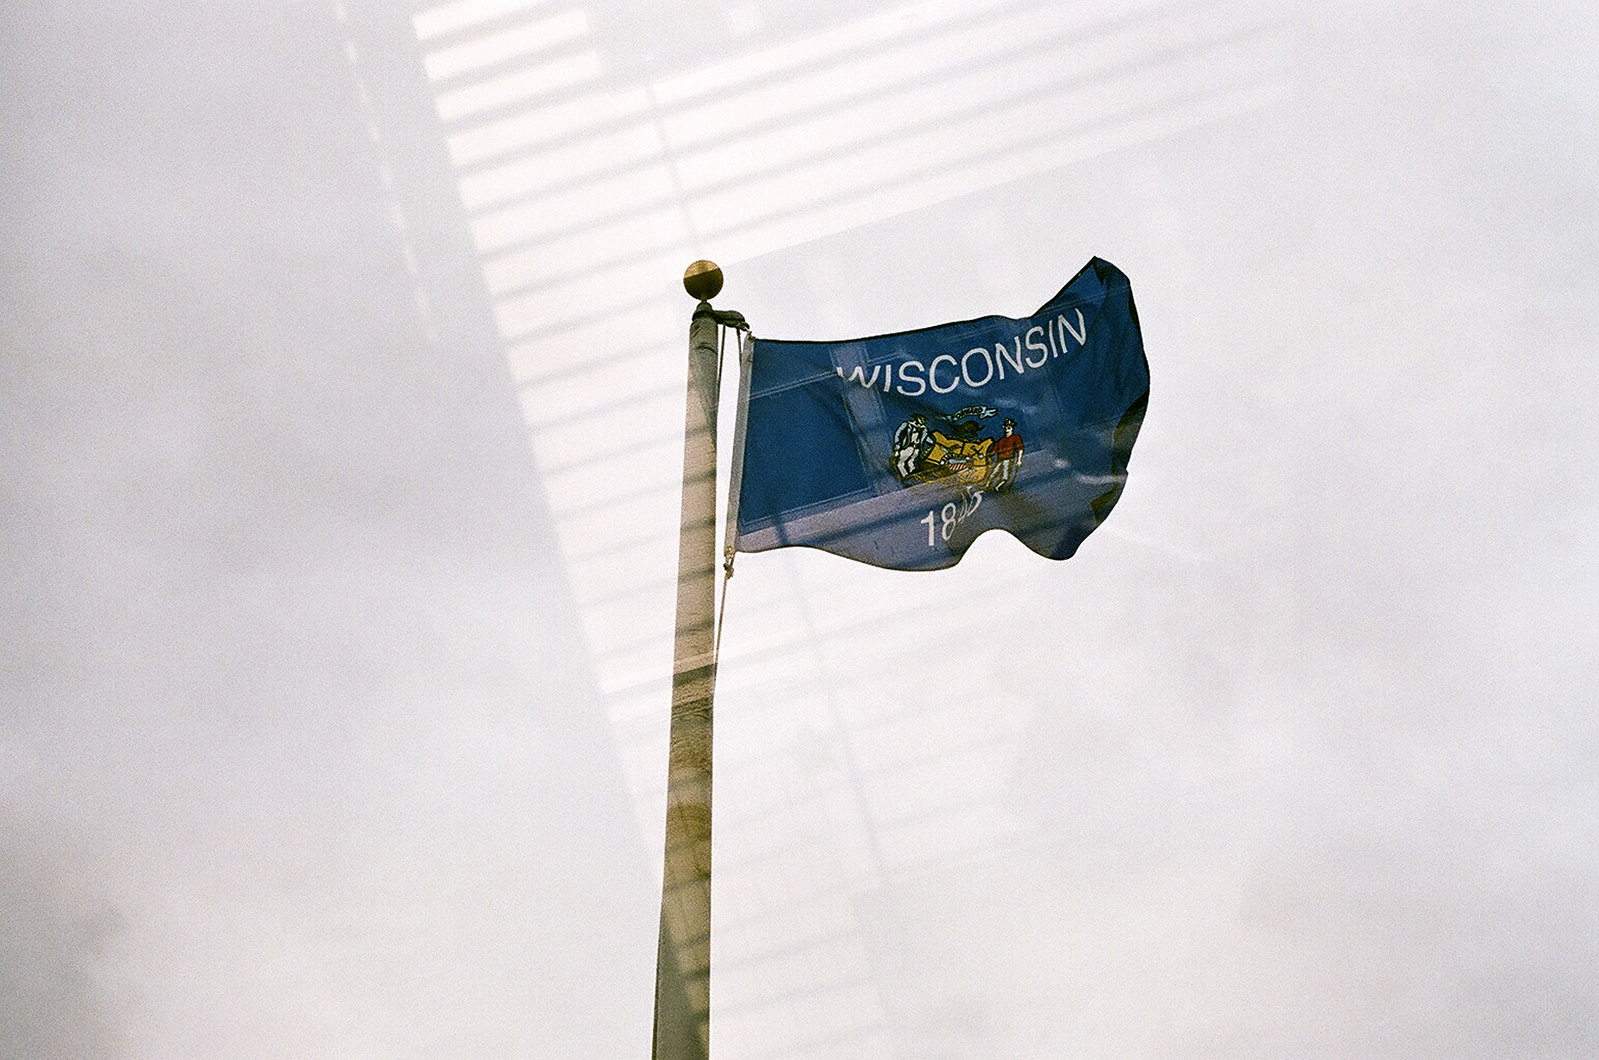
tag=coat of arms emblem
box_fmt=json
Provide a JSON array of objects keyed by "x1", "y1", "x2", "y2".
[{"x1": 891, "y1": 406, "x2": 1024, "y2": 492}]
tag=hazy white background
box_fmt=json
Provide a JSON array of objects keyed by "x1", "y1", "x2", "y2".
[{"x1": 4, "y1": 1, "x2": 1596, "y2": 1057}]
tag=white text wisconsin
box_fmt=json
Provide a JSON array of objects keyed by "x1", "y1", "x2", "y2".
[{"x1": 836, "y1": 307, "x2": 1087, "y2": 395}]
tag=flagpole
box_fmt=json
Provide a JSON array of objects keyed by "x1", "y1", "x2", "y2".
[{"x1": 652, "y1": 260, "x2": 732, "y2": 1060}]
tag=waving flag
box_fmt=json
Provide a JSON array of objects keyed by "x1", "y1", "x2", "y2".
[{"x1": 734, "y1": 257, "x2": 1148, "y2": 570}]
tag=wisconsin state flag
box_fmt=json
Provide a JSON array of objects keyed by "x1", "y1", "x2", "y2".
[{"x1": 734, "y1": 257, "x2": 1148, "y2": 570}]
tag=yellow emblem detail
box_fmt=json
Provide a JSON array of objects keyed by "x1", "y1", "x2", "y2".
[{"x1": 923, "y1": 430, "x2": 993, "y2": 485}]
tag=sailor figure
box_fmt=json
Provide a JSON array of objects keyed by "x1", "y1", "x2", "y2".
[{"x1": 892, "y1": 413, "x2": 929, "y2": 479}]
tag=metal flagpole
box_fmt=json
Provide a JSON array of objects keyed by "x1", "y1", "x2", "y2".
[{"x1": 653, "y1": 260, "x2": 742, "y2": 1060}]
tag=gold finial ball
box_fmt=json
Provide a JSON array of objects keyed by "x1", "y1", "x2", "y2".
[{"x1": 683, "y1": 259, "x2": 723, "y2": 301}]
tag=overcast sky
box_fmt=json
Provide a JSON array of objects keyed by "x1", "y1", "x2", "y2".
[{"x1": 4, "y1": 1, "x2": 1597, "y2": 1057}]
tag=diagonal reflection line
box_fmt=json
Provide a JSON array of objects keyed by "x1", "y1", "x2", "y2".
[
  {"x1": 441, "y1": 0, "x2": 1016, "y2": 169},
  {"x1": 650, "y1": 0, "x2": 1017, "y2": 107},
  {"x1": 678, "y1": 24, "x2": 1287, "y2": 191},
  {"x1": 584, "y1": 563, "x2": 1037, "y2": 688},
  {"x1": 434, "y1": 48, "x2": 603, "y2": 122},
  {"x1": 471, "y1": 60, "x2": 1284, "y2": 266},
  {"x1": 412, "y1": 0, "x2": 558, "y2": 42},
  {"x1": 703, "y1": 70, "x2": 1288, "y2": 247},
  {"x1": 421, "y1": 9, "x2": 590, "y2": 82},
  {"x1": 460, "y1": 1, "x2": 1277, "y2": 214},
  {"x1": 469, "y1": 19, "x2": 1280, "y2": 288},
  {"x1": 468, "y1": 44, "x2": 1287, "y2": 270},
  {"x1": 659, "y1": 0, "x2": 1277, "y2": 150},
  {"x1": 443, "y1": 0, "x2": 1267, "y2": 199}
]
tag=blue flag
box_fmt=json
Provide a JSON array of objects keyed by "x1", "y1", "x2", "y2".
[{"x1": 734, "y1": 257, "x2": 1148, "y2": 570}]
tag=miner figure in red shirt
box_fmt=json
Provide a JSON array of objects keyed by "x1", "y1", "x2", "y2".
[{"x1": 987, "y1": 417, "x2": 1023, "y2": 492}]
